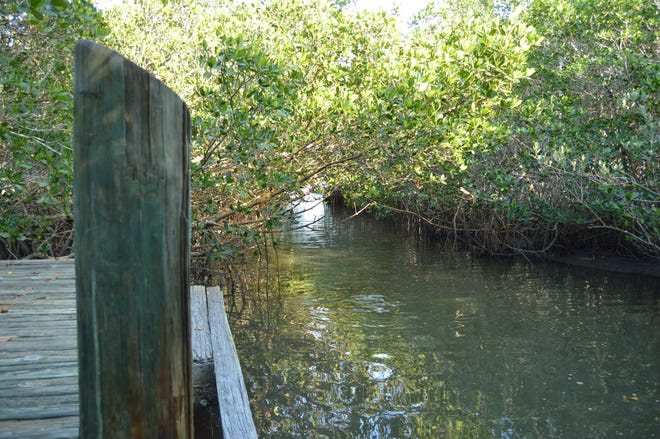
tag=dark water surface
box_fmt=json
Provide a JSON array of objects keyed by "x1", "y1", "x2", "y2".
[{"x1": 229, "y1": 202, "x2": 660, "y2": 438}]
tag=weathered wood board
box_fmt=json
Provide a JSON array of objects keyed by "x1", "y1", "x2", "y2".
[
  {"x1": 190, "y1": 285, "x2": 213, "y2": 362},
  {"x1": 207, "y1": 286, "x2": 258, "y2": 439},
  {"x1": 73, "y1": 39, "x2": 193, "y2": 438}
]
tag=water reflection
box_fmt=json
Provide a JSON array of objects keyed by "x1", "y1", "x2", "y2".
[{"x1": 230, "y1": 203, "x2": 660, "y2": 438}]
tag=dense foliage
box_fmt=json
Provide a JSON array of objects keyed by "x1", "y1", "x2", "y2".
[
  {"x1": 1, "y1": 0, "x2": 658, "y2": 267},
  {"x1": 1, "y1": 0, "x2": 105, "y2": 257}
]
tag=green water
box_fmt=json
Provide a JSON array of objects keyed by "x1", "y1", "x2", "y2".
[{"x1": 229, "y1": 202, "x2": 660, "y2": 438}]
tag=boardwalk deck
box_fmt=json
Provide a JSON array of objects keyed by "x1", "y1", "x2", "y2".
[
  {"x1": 0, "y1": 260, "x2": 77, "y2": 439},
  {"x1": 0, "y1": 260, "x2": 257, "y2": 438}
]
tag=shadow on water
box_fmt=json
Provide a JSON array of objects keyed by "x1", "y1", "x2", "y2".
[
  {"x1": 194, "y1": 400, "x2": 222, "y2": 439},
  {"x1": 223, "y1": 202, "x2": 659, "y2": 438},
  {"x1": 193, "y1": 363, "x2": 223, "y2": 439}
]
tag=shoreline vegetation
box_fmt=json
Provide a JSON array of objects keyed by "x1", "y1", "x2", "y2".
[
  {"x1": 2, "y1": 0, "x2": 658, "y2": 280},
  {"x1": 326, "y1": 194, "x2": 660, "y2": 278}
]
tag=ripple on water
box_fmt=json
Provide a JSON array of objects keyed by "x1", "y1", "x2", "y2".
[{"x1": 367, "y1": 362, "x2": 394, "y2": 381}]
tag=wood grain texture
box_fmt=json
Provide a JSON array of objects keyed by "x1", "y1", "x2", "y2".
[
  {"x1": 73, "y1": 40, "x2": 192, "y2": 438},
  {"x1": 207, "y1": 286, "x2": 258, "y2": 439},
  {"x1": 190, "y1": 286, "x2": 213, "y2": 362},
  {"x1": 0, "y1": 417, "x2": 79, "y2": 439},
  {"x1": 0, "y1": 260, "x2": 79, "y2": 438}
]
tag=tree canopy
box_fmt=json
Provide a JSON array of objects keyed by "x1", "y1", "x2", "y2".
[
  {"x1": 1, "y1": 0, "x2": 105, "y2": 258},
  {"x1": 1, "y1": 0, "x2": 658, "y2": 268}
]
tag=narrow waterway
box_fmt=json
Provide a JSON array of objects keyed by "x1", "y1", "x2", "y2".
[{"x1": 229, "y1": 201, "x2": 660, "y2": 438}]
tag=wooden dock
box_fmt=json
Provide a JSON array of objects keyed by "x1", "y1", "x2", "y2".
[
  {"x1": 0, "y1": 259, "x2": 257, "y2": 438},
  {"x1": 0, "y1": 260, "x2": 77, "y2": 438}
]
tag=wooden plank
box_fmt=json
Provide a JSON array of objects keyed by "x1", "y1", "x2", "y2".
[
  {"x1": 0, "y1": 373, "x2": 77, "y2": 388},
  {"x1": 0, "y1": 322, "x2": 77, "y2": 335},
  {"x1": 0, "y1": 381, "x2": 78, "y2": 398},
  {"x1": 73, "y1": 40, "x2": 192, "y2": 437},
  {"x1": 0, "y1": 361, "x2": 77, "y2": 379},
  {"x1": 0, "y1": 357, "x2": 78, "y2": 381},
  {"x1": 190, "y1": 285, "x2": 213, "y2": 362},
  {"x1": 0, "y1": 350, "x2": 77, "y2": 367},
  {"x1": 0, "y1": 302, "x2": 76, "y2": 310},
  {"x1": 0, "y1": 261, "x2": 75, "y2": 279},
  {"x1": 206, "y1": 286, "x2": 258, "y2": 439},
  {"x1": 0, "y1": 394, "x2": 79, "y2": 421},
  {"x1": 0, "y1": 338, "x2": 77, "y2": 354},
  {"x1": 0, "y1": 416, "x2": 78, "y2": 439}
]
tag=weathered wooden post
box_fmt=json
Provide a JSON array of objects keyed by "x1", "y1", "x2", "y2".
[{"x1": 73, "y1": 40, "x2": 193, "y2": 437}]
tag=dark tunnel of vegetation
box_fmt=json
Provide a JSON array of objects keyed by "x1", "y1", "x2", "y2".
[{"x1": 2, "y1": 0, "x2": 658, "y2": 279}]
